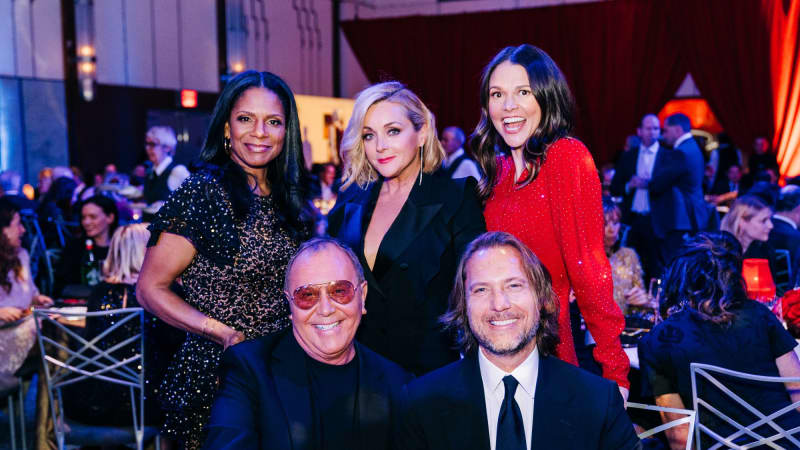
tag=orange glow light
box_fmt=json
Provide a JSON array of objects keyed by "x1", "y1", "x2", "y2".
[
  {"x1": 658, "y1": 98, "x2": 723, "y2": 134},
  {"x1": 79, "y1": 45, "x2": 95, "y2": 57},
  {"x1": 232, "y1": 62, "x2": 244, "y2": 73},
  {"x1": 181, "y1": 89, "x2": 198, "y2": 108},
  {"x1": 79, "y1": 62, "x2": 95, "y2": 73}
]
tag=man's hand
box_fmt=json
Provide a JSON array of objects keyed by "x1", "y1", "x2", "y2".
[{"x1": 627, "y1": 176, "x2": 649, "y2": 190}]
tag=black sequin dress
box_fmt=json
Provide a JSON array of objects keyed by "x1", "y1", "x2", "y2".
[{"x1": 147, "y1": 172, "x2": 303, "y2": 449}]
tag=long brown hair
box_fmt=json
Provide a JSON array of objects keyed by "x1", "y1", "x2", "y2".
[
  {"x1": 471, "y1": 45, "x2": 575, "y2": 203},
  {"x1": 441, "y1": 231, "x2": 560, "y2": 356},
  {"x1": 0, "y1": 198, "x2": 22, "y2": 293}
]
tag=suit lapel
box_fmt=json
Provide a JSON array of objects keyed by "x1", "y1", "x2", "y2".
[
  {"x1": 372, "y1": 174, "x2": 443, "y2": 280},
  {"x1": 272, "y1": 333, "x2": 317, "y2": 450},
  {"x1": 441, "y1": 353, "x2": 491, "y2": 450},
  {"x1": 531, "y1": 356, "x2": 577, "y2": 448}
]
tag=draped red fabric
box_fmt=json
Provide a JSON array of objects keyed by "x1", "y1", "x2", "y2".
[
  {"x1": 672, "y1": 0, "x2": 775, "y2": 162},
  {"x1": 768, "y1": 0, "x2": 800, "y2": 177},
  {"x1": 342, "y1": 0, "x2": 685, "y2": 165},
  {"x1": 343, "y1": 0, "x2": 800, "y2": 170}
]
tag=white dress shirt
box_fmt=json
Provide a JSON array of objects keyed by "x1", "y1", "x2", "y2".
[
  {"x1": 631, "y1": 142, "x2": 659, "y2": 214},
  {"x1": 673, "y1": 132, "x2": 694, "y2": 150},
  {"x1": 444, "y1": 148, "x2": 484, "y2": 181},
  {"x1": 479, "y1": 346, "x2": 539, "y2": 450},
  {"x1": 154, "y1": 156, "x2": 191, "y2": 191},
  {"x1": 773, "y1": 214, "x2": 798, "y2": 230}
]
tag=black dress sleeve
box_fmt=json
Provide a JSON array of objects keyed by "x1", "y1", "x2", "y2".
[{"x1": 146, "y1": 172, "x2": 240, "y2": 266}]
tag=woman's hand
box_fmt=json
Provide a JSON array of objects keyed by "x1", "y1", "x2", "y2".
[
  {"x1": 0, "y1": 306, "x2": 24, "y2": 322},
  {"x1": 624, "y1": 287, "x2": 650, "y2": 306},
  {"x1": 33, "y1": 294, "x2": 54, "y2": 307},
  {"x1": 222, "y1": 330, "x2": 246, "y2": 350}
]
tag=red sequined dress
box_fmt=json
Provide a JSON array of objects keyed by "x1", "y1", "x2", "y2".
[{"x1": 484, "y1": 137, "x2": 630, "y2": 388}]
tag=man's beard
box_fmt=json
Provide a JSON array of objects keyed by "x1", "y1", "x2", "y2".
[{"x1": 470, "y1": 317, "x2": 539, "y2": 357}]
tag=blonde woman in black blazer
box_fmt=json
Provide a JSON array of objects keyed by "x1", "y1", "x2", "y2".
[{"x1": 328, "y1": 82, "x2": 486, "y2": 375}]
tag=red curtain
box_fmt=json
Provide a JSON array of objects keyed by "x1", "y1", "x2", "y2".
[
  {"x1": 674, "y1": 0, "x2": 775, "y2": 162},
  {"x1": 768, "y1": 0, "x2": 800, "y2": 177},
  {"x1": 342, "y1": 0, "x2": 685, "y2": 164},
  {"x1": 342, "y1": 0, "x2": 800, "y2": 169}
]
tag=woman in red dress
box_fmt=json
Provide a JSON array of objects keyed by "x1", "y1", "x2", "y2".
[{"x1": 473, "y1": 44, "x2": 630, "y2": 397}]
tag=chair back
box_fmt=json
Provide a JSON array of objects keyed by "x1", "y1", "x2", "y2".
[
  {"x1": 690, "y1": 362, "x2": 800, "y2": 449},
  {"x1": 626, "y1": 402, "x2": 695, "y2": 450},
  {"x1": 774, "y1": 249, "x2": 793, "y2": 293},
  {"x1": 34, "y1": 308, "x2": 147, "y2": 450}
]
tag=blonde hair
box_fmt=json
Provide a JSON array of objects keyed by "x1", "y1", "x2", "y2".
[
  {"x1": 720, "y1": 195, "x2": 770, "y2": 245},
  {"x1": 340, "y1": 82, "x2": 445, "y2": 189},
  {"x1": 103, "y1": 223, "x2": 150, "y2": 285}
]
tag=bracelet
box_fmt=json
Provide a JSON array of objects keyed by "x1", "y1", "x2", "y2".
[{"x1": 201, "y1": 318, "x2": 216, "y2": 341}]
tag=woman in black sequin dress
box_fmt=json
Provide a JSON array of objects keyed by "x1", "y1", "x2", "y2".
[{"x1": 137, "y1": 71, "x2": 312, "y2": 449}]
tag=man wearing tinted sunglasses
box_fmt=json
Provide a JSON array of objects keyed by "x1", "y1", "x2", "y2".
[{"x1": 204, "y1": 238, "x2": 413, "y2": 450}]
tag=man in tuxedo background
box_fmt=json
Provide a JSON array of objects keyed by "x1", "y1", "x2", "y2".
[
  {"x1": 395, "y1": 232, "x2": 639, "y2": 450},
  {"x1": 610, "y1": 113, "x2": 662, "y2": 281}
]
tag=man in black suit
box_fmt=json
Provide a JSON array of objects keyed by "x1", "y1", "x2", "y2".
[
  {"x1": 769, "y1": 187, "x2": 800, "y2": 282},
  {"x1": 204, "y1": 238, "x2": 412, "y2": 450},
  {"x1": 650, "y1": 113, "x2": 713, "y2": 272},
  {"x1": 396, "y1": 232, "x2": 640, "y2": 450},
  {"x1": 610, "y1": 114, "x2": 663, "y2": 280}
]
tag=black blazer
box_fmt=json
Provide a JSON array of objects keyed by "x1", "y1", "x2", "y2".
[
  {"x1": 327, "y1": 174, "x2": 486, "y2": 375},
  {"x1": 395, "y1": 351, "x2": 640, "y2": 450},
  {"x1": 203, "y1": 329, "x2": 413, "y2": 450},
  {"x1": 610, "y1": 146, "x2": 644, "y2": 221}
]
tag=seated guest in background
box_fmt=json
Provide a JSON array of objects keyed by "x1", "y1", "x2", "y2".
[
  {"x1": 396, "y1": 232, "x2": 639, "y2": 450},
  {"x1": 143, "y1": 126, "x2": 190, "y2": 220},
  {"x1": 310, "y1": 163, "x2": 341, "y2": 216},
  {"x1": 327, "y1": 81, "x2": 486, "y2": 375},
  {"x1": 438, "y1": 126, "x2": 483, "y2": 181},
  {"x1": 36, "y1": 167, "x2": 53, "y2": 201},
  {"x1": 720, "y1": 195, "x2": 783, "y2": 292},
  {"x1": 0, "y1": 170, "x2": 37, "y2": 211},
  {"x1": 0, "y1": 198, "x2": 53, "y2": 390},
  {"x1": 709, "y1": 163, "x2": 744, "y2": 206},
  {"x1": 748, "y1": 136, "x2": 779, "y2": 177},
  {"x1": 769, "y1": 186, "x2": 800, "y2": 281},
  {"x1": 639, "y1": 232, "x2": 800, "y2": 449},
  {"x1": 62, "y1": 223, "x2": 181, "y2": 427},
  {"x1": 53, "y1": 195, "x2": 119, "y2": 296},
  {"x1": 204, "y1": 238, "x2": 412, "y2": 450},
  {"x1": 602, "y1": 198, "x2": 656, "y2": 322}
]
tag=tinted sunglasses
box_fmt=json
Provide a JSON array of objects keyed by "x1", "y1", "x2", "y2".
[{"x1": 290, "y1": 280, "x2": 357, "y2": 310}]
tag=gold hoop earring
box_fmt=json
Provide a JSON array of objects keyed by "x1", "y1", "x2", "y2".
[{"x1": 418, "y1": 145, "x2": 424, "y2": 185}]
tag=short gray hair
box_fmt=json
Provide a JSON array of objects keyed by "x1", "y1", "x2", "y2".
[
  {"x1": 146, "y1": 126, "x2": 178, "y2": 151},
  {"x1": 283, "y1": 238, "x2": 365, "y2": 292}
]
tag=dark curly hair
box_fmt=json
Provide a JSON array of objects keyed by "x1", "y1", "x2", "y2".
[
  {"x1": 441, "y1": 231, "x2": 560, "y2": 356},
  {"x1": 659, "y1": 231, "x2": 746, "y2": 325},
  {"x1": 198, "y1": 70, "x2": 312, "y2": 238},
  {"x1": 0, "y1": 198, "x2": 22, "y2": 294},
  {"x1": 471, "y1": 44, "x2": 575, "y2": 203}
]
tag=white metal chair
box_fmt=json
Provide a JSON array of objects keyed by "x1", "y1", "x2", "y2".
[
  {"x1": 626, "y1": 401, "x2": 695, "y2": 450},
  {"x1": 691, "y1": 362, "x2": 800, "y2": 449},
  {"x1": 33, "y1": 307, "x2": 160, "y2": 450}
]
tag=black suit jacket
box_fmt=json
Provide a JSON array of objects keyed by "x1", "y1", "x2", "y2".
[
  {"x1": 395, "y1": 351, "x2": 640, "y2": 450},
  {"x1": 203, "y1": 329, "x2": 413, "y2": 450},
  {"x1": 769, "y1": 217, "x2": 800, "y2": 281},
  {"x1": 327, "y1": 174, "x2": 486, "y2": 375}
]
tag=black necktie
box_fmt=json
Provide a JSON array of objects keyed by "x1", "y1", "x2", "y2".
[{"x1": 496, "y1": 375, "x2": 526, "y2": 450}]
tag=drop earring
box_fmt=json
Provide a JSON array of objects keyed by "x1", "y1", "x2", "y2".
[
  {"x1": 418, "y1": 145, "x2": 424, "y2": 185},
  {"x1": 224, "y1": 137, "x2": 231, "y2": 153}
]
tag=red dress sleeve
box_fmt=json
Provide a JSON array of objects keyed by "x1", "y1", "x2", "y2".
[{"x1": 543, "y1": 138, "x2": 630, "y2": 389}]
